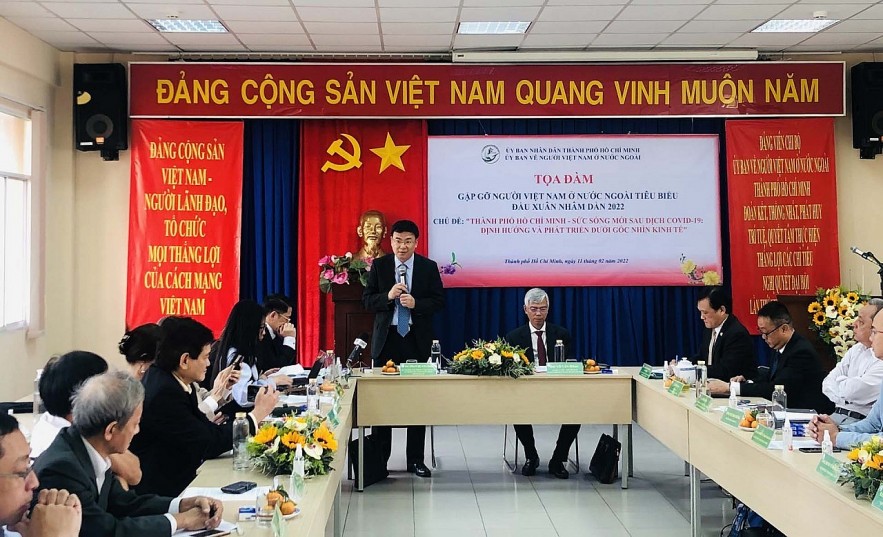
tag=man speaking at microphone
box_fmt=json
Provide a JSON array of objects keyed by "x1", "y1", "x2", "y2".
[{"x1": 363, "y1": 220, "x2": 445, "y2": 478}]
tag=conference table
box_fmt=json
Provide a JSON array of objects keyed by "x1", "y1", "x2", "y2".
[{"x1": 352, "y1": 370, "x2": 635, "y2": 492}]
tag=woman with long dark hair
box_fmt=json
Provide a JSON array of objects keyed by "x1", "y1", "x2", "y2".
[{"x1": 210, "y1": 299, "x2": 290, "y2": 408}]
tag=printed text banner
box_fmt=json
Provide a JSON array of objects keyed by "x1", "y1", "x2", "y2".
[
  {"x1": 427, "y1": 135, "x2": 722, "y2": 287},
  {"x1": 726, "y1": 118, "x2": 839, "y2": 334},
  {"x1": 126, "y1": 120, "x2": 244, "y2": 335},
  {"x1": 130, "y1": 62, "x2": 844, "y2": 118}
]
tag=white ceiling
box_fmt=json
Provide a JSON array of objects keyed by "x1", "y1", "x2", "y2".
[{"x1": 1, "y1": 0, "x2": 882, "y2": 55}]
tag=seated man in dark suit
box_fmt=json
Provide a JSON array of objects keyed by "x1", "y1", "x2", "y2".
[
  {"x1": 708, "y1": 300, "x2": 831, "y2": 412},
  {"x1": 506, "y1": 288, "x2": 579, "y2": 479},
  {"x1": 34, "y1": 370, "x2": 224, "y2": 536},
  {"x1": 256, "y1": 294, "x2": 297, "y2": 372},
  {"x1": 692, "y1": 287, "x2": 757, "y2": 381}
]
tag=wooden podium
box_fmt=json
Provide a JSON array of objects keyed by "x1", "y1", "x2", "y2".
[
  {"x1": 777, "y1": 294, "x2": 836, "y2": 372},
  {"x1": 331, "y1": 283, "x2": 374, "y2": 368}
]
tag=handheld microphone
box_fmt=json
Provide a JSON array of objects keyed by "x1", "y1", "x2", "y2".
[
  {"x1": 397, "y1": 264, "x2": 408, "y2": 288},
  {"x1": 346, "y1": 333, "x2": 369, "y2": 367},
  {"x1": 851, "y1": 246, "x2": 882, "y2": 266}
]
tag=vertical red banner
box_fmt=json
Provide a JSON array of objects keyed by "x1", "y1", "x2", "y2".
[
  {"x1": 127, "y1": 120, "x2": 244, "y2": 335},
  {"x1": 726, "y1": 118, "x2": 840, "y2": 333},
  {"x1": 297, "y1": 120, "x2": 428, "y2": 364}
]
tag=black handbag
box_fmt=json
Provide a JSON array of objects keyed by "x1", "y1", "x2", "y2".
[
  {"x1": 589, "y1": 433, "x2": 621, "y2": 484},
  {"x1": 348, "y1": 435, "x2": 388, "y2": 488}
]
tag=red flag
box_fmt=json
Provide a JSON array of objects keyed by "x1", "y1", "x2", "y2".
[
  {"x1": 127, "y1": 120, "x2": 243, "y2": 335},
  {"x1": 726, "y1": 118, "x2": 839, "y2": 333},
  {"x1": 297, "y1": 120, "x2": 428, "y2": 365}
]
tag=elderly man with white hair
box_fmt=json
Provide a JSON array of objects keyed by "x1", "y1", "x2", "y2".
[{"x1": 34, "y1": 370, "x2": 223, "y2": 536}]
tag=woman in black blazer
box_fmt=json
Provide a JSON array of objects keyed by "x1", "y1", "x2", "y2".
[{"x1": 130, "y1": 317, "x2": 279, "y2": 497}]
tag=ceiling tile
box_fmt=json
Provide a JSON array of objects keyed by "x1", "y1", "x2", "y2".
[
  {"x1": 384, "y1": 45, "x2": 451, "y2": 52},
  {"x1": 68, "y1": 18, "x2": 154, "y2": 32},
  {"x1": 296, "y1": 6, "x2": 377, "y2": 22},
  {"x1": 378, "y1": 0, "x2": 460, "y2": 6},
  {"x1": 464, "y1": 0, "x2": 544, "y2": 6},
  {"x1": 545, "y1": 0, "x2": 628, "y2": 4},
  {"x1": 529, "y1": 21, "x2": 608, "y2": 34},
  {"x1": 631, "y1": 0, "x2": 713, "y2": 3},
  {"x1": 125, "y1": 3, "x2": 216, "y2": 19},
  {"x1": 6, "y1": 16, "x2": 76, "y2": 32},
  {"x1": 590, "y1": 32, "x2": 668, "y2": 46},
  {"x1": 175, "y1": 43, "x2": 249, "y2": 52},
  {"x1": 538, "y1": 5, "x2": 624, "y2": 21},
  {"x1": 727, "y1": 32, "x2": 813, "y2": 47},
  {"x1": 163, "y1": 33, "x2": 243, "y2": 45},
  {"x1": 0, "y1": 2, "x2": 53, "y2": 17},
  {"x1": 311, "y1": 34, "x2": 381, "y2": 46},
  {"x1": 89, "y1": 32, "x2": 171, "y2": 45},
  {"x1": 797, "y1": 31, "x2": 879, "y2": 46},
  {"x1": 293, "y1": 0, "x2": 376, "y2": 5},
  {"x1": 208, "y1": 0, "x2": 291, "y2": 4},
  {"x1": 775, "y1": 3, "x2": 872, "y2": 20},
  {"x1": 459, "y1": 7, "x2": 542, "y2": 21},
  {"x1": 605, "y1": 20, "x2": 684, "y2": 33},
  {"x1": 520, "y1": 33, "x2": 593, "y2": 48},
  {"x1": 42, "y1": 2, "x2": 134, "y2": 19},
  {"x1": 246, "y1": 44, "x2": 315, "y2": 51},
  {"x1": 26, "y1": 29, "x2": 99, "y2": 46},
  {"x1": 679, "y1": 19, "x2": 764, "y2": 33},
  {"x1": 238, "y1": 33, "x2": 313, "y2": 46},
  {"x1": 829, "y1": 19, "x2": 883, "y2": 32},
  {"x1": 381, "y1": 22, "x2": 454, "y2": 35},
  {"x1": 383, "y1": 34, "x2": 452, "y2": 47},
  {"x1": 617, "y1": 4, "x2": 705, "y2": 20},
  {"x1": 114, "y1": 44, "x2": 181, "y2": 52},
  {"x1": 224, "y1": 20, "x2": 304, "y2": 33},
  {"x1": 696, "y1": 4, "x2": 790, "y2": 20},
  {"x1": 211, "y1": 5, "x2": 298, "y2": 21},
  {"x1": 317, "y1": 44, "x2": 386, "y2": 51},
  {"x1": 303, "y1": 22, "x2": 378, "y2": 34},
  {"x1": 380, "y1": 7, "x2": 459, "y2": 22},
  {"x1": 453, "y1": 34, "x2": 526, "y2": 48},
  {"x1": 662, "y1": 32, "x2": 742, "y2": 46}
]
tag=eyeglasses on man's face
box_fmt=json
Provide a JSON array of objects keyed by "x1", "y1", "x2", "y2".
[
  {"x1": 527, "y1": 306, "x2": 548, "y2": 314},
  {"x1": 759, "y1": 322, "x2": 787, "y2": 339},
  {"x1": 0, "y1": 461, "x2": 35, "y2": 480}
]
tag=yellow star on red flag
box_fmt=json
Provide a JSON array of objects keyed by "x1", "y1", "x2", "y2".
[{"x1": 369, "y1": 132, "x2": 410, "y2": 173}]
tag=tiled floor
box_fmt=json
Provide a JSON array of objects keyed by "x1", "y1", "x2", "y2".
[{"x1": 339, "y1": 424, "x2": 734, "y2": 537}]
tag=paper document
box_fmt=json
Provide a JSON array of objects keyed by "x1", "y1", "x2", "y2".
[
  {"x1": 276, "y1": 364, "x2": 306, "y2": 376},
  {"x1": 767, "y1": 438, "x2": 819, "y2": 450},
  {"x1": 773, "y1": 411, "x2": 817, "y2": 422}
]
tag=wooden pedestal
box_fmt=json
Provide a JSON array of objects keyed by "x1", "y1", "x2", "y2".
[{"x1": 331, "y1": 283, "x2": 374, "y2": 368}]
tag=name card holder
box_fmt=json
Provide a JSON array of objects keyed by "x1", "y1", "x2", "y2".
[
  {"x1": 872, "y1": 484, "x2": 883, "y2": 512},
  {"x1": 667, "y1": 380, "x2": 685, "y2": 396},
  {"x1": 400, "y1": 363, "x2": 438, "y2": 376},
  {"x1": 694, "y1": 394, "x2": 713, "y2": 412},
  {"x1": 639, "y1": 364, "x2": 653, "y2": 379},
  {"x1": 751, "y1": 425, "x2": 774, "y2": 448},
  {"x1": 721, "y1": 407, "x2": 743, "y2": 428},
  {"x1": 815, "y1": 453, "x2": 841, "y2": 484},
  {"x1": 546, "y1": 362, "x2": 584, "y2": 376}
]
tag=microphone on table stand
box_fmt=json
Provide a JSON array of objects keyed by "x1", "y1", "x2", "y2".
[
  {"x1": 345, "y1": 333, "x2": 369, "y2": 369},
  {"x1": 851, "y1": 246, "x2": 883, "y2": 266}
]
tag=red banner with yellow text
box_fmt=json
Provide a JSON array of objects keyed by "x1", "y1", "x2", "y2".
[
  {"x1": 726, "y1": 118, "x2": 839, "y2": 334},
  {"x1": 297, "y1": 120, "x2": 427, "y2": 365},
  {"x1": 130, "y1": 62, "x2": 844, "y2": 118},
  {"x1": 127, "y1": 120, "x2": 243, "y2": 335}
]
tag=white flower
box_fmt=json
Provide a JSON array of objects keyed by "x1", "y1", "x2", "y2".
[
  {"x1": 843, "y1": 329, "x2": 854, "y2": 340},
  {"x1": 345, "y1": 252, "x2": 353, "y2": 258},
  {"x1": 266, "y1": 436, "x2": 281, "y2": 455},
  {"x1": 489, "y1": 353, "x2": 502, "y2": 365},
  {"x1": 304, "y1": 443, "x2": 323, "y2": 459},
  {"x1": 331, "y1": 255, "x2": 338, "y2": 262},
  {"x1": 293, "y1": 418, "x2": 308, "y2": 432},
  {"x1": 835, "y1": 345, "x2": 848, "y2": 357},
  {"x1": 831, "y1": 336, "x2": 845, "y2": 346},
  {"x1": 825, "y1": 306, "x2": 838, "y2": 319}
]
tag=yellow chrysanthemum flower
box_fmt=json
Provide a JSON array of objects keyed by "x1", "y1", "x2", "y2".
[
  {"x1": 253, "y1": 425, "x2": 278, "y2": 445},
  {"x1": 702, "y1": 271, "x2": 720, "y2": 286},
  {"x1": 807, "y1": 302, "x2": 822, "y2": 313},
  {"x1": 501, "y1": 350, "x2": 513, "y2": 358},
  {"x1": 812, "y1": 311, "x2": 826, "y2": 326},
  {"x1": 281, "y1": 431, "x2": 306, "y2": 449},
  {"x1": 681, "y1": 260, "x2": 696, "y2": 275},
  {"x1": 847, "y1": 448, "x2": 861, "y2": 461},
  {"x1": 847, "y1": 291, "x2": 860, "y2": 304},
  {"x1": 471, "y1": 350, "x2": 484, "y2": 359}
]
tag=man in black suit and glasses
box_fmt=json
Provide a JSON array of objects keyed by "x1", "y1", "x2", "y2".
[
  {"x1": 505, "y1": 288, "x2": 578, "y2": 479},
  {"x1": 363, "y1": 219, "x2": 445, "y2": 478},
  {"x1": 692, "y1": 287, "x2": 757, "y2": 381}
]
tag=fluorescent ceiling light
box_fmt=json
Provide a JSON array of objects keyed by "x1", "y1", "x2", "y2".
[
  {"x1": 453, "y1": 49, "x2": 759, "y2": 63},
  {"x1": 752, "y1": 19, "x2": 839, "y2": 33},
  {"x1": 147, "y1": 19, "x2": 228, "y2": 33},
  {"x1": 458, "y1": 22, "x2": 529, "y2": 35}
]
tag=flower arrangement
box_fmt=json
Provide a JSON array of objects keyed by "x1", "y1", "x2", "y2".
[
  {"x1": 318, "y1": 252, "x2": 372, "y2": 293},
  {"x1": 839, "y1": 435, "x2": 883, "y2": 500},
  {"x1": 679, "y1": 254, "x2": 720, "y2": 285},
  {"x1": 808, "y1": 286, "x2": 867, "y2": 359},
  {"x1": 246, "y1": 413, "x2": 338, "y2": 477},
  {"x1": 449, "y1": 338, "x2": 533, "y2": 378}
]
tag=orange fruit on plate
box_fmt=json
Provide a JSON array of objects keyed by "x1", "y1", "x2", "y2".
[
  {"x1": 267, "y1": 491, "x2": 283, "y2": 507},
  {"x1": 739, "y1": 419, "x2": 750, "y2": 428},
  {"x1": 751, "y1": 421, "x2": 759, "y2": 429},
  {"x1": 280, "y1": 500, "x2": 296, "y2": 515},
  {"x1": 586, "y1": 359, "x2": 596, "y2": 366}
]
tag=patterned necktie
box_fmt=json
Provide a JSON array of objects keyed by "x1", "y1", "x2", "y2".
[
  {"x1": 396, "y1": 265, "x2": 410, "y2": 337},
  {"x1": 535, "y1": 330, "x2": 547, "y2": 366},
  {"x1": 708, "y1": 330, "x2": 718, "y2": 366}
]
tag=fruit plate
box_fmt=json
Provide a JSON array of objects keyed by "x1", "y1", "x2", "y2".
[
  {"x1": 584, "y1": 370, "x2": 601, "y2": 375},
  {"x1": 739, "y1": 426, "x2": 756, "y2": 432},
  {"x1": 381, "y1": 371, "x2": 400, "y2": 376},
  {"x1": 284, "y1": 507, "x2": 302, "y2": 520}
]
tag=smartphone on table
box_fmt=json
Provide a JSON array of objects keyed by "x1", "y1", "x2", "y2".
[{"x1": 220, "y1": 480, "x2": 256, "y2": 494}]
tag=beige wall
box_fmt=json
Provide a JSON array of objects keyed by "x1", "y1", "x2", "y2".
[{"x1": 3, "y1": 39, "x2": 883, "y2": 399}]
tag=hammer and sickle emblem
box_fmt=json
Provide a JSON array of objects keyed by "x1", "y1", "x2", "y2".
[{"x1": 321, "y1": 133, "x2": 362, "y2": 172}]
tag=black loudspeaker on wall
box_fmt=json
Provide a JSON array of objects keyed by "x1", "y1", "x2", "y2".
[
  {"x1": 74, "y1": 63, "x2": 128, "y2": 161},
  {"x1": 851, "y1": 62, "x2": 883, "y2": 160}
]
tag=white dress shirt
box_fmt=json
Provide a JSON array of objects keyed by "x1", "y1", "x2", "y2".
[
  {"x1": 80, "y1": 437, "x2": 182, "y2": 534},
  {"x1": 822, "y1": 342, "x2": 883, "y2": 416},
  {"x1": 29, "y1": 413, "x2": 71, "y2": 458},
  {"x1": 708, "y1": 317, "x2": 727, "y2": 366},
  {"x1": 390, "y1": 255, "x2": 415, "y2": 328},
  {"x1": 265, "y1": 322, "x2": 296, "y2": 350}
]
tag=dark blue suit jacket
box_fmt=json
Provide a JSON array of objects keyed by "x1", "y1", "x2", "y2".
[{"x1": 506, "y1": 322, "x2": 574, "y2": 362}]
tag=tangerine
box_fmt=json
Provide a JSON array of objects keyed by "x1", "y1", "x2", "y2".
[
  {"x1": 267, "y1": 491, "x2": 283, "y2": 507},
  {"x1": 280, "y1": 500, "x2": 296, "y2": 515}
]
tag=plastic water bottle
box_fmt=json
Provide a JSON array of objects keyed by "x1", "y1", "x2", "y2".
[
  {"x1": 771, "y1": 385, "x2": 787, "y2": 429},
  {"x1": 232, "y1": 412, "x2": 250, "y2": 470},
  {"x1": 695, "y1": 361, "x2": 708, "y2": 398},
  {"x1": 728, "y1": 382, "x2": 739, "y2": 409},
  {"x1": 325, "y1": 350, "x2": 338, "y2": 382},
  {"x1": 554, "y1": 340, "x2": 565, "y2": 362},
  {"x1": 33, "y1": 369, "x2": 44, "y2": 415},
  {"x1": 821, "y1": 429, "x2": 833, "y2": 455},
  {"x1": 307, "y1": 378, "x2": 319, "y2": 414},
  {"x1": 291, "y1": 444, "x2": 306, "y2": 501},
  {"x1": 430, "y1": 340, "x2": 441, "y2": 370},
  {"x1": 783, "y1": 416, "x2": 793, "y2": 451}
]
